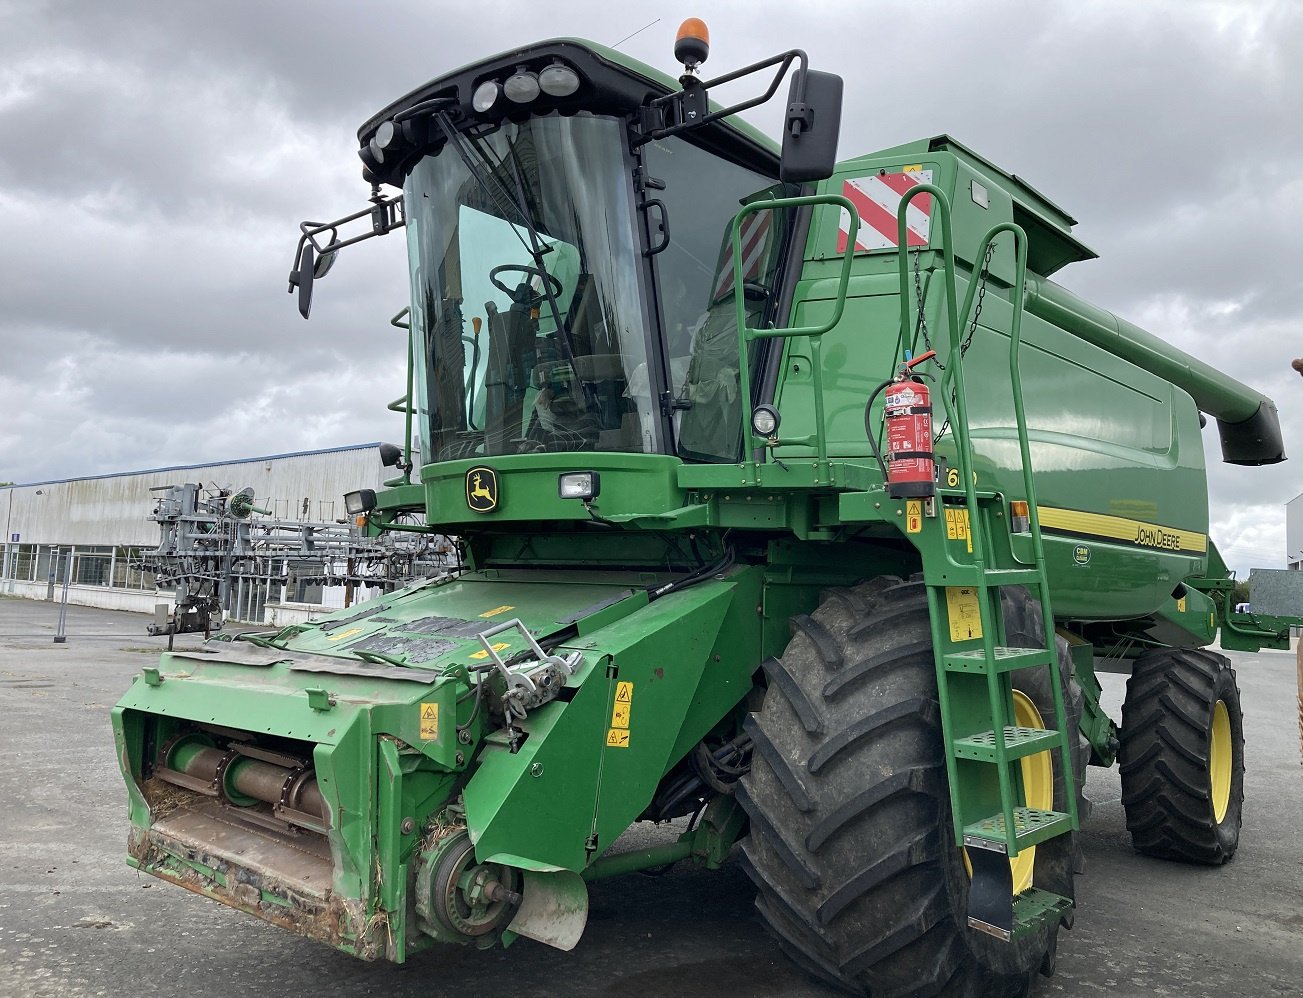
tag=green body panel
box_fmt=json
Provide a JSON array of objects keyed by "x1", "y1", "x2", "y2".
[
  {"x1": 423, "y1": 454, "x2": 687, "y2": 528},
  {"x1": 1140, "y1": 586, "x2": 1218, "y2": 647},
  {"x1": 112, "y1": 567, "x2": 777, "y2": 960},
  {"x1": 1022, "y1": 275, "x2": 1272, "y2": 426},
  {"x1": 770, "y1": 147, "x2": 1214, "y2": 622},
  {"x1": 465, "y1": 569, "x2": 760, "y2": 871}
]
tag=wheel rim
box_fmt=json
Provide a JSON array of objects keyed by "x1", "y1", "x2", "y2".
[
  {"x1": 1010, "y1": 690, "x2": 1054, "y2": 895},
  {"x1": 961, "y1": 691, "x2": 1055, "y2": 895},
  {"x1": 1209, "y1": 699, "x2": 1232, "y2": 823}
]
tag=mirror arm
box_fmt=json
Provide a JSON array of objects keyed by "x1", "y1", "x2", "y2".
[
  {"x1": 287, "y1": 192, "x2": 404, "y2": 319},
  {"x1": 303, "y1": 193, "x2": 405, "y2": 253},
  {"x1": 286, "y1": 193, "x2": 405, "y2": 291},
  {"x1": 634, "y1": 49, "x2": 809, "y2": 145}
]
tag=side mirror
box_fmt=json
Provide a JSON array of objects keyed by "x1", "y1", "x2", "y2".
[
  {"x1": 295, "y1": 242, "x2": 315, "y2": 319},
  {"x1": 780, "y1": 70, "x2": 843, "y2": 183},
  {"x1": 313, "y1": 246, "x2": 338, "y2": 280},
  {"x1": 378, "y1": 442, "x2": 403, "y2": 467},
  {"x1": 288, "y1": 236, "x2": 340, "y2": 320}
]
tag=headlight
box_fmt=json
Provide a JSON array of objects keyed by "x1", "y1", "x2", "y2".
[
  {"x1": 751, "y1": 404, "x2": 781, "y2": 437},
  {"x1": 344, "y1": 489, "x2": 377, "y2": 515},
  {"x1": 558, "y1": 472, "x2": 600, "y2": 500}
]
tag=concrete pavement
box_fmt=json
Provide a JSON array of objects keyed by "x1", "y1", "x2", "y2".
[{"x1": 0, "y1": 597, "x2": 1298, "y2": 997}]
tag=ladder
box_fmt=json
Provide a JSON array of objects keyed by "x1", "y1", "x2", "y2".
[{"x1": 894, "y1": 191, "x2": 1079, "y2": 941}]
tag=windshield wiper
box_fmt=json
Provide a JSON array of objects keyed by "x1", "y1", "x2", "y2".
[{"x1": 433, "y1": 113, "x2": 574, "y2": 365}]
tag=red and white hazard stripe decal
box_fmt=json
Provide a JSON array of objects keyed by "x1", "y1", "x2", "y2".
[
  {"x1": 837, "y1": 169, "x2": 932, "y2": 253},
  {"x1": 712, "y1": 209, "x2": 773, "y2": 303}
]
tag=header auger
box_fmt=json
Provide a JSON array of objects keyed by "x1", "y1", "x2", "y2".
[{"x1": 118, "y1": 20, "x2": 1286, "y2": 996}]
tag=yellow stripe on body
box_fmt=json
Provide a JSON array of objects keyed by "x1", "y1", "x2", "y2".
[{"x1": 1038, "y1": 506, "x2": 1207, "y2": 555}]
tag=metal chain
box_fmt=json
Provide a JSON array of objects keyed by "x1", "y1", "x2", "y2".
[
  {"x1": 911, "y1": 247, "x2": 937, "y2": 366},
  {"x1": 933, "y1": 242, "x2": 996, "y2": 444},
  {"x1": 958, "y1": 241, "x2": 997, "y2": 357}
]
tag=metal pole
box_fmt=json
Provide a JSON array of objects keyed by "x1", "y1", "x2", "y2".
[{"x1": 53, "y1": 550, "x2": 71, "y2": 644}]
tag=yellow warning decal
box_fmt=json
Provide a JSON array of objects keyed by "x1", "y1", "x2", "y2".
[
  {"x1": 470, "y1": 641, "x2": 510, "y2": 660},
  {"x1": 902, "y1": 163, "x2": 924, "y2": 172},
  {"x1": 610, "y1": 680, "x2": 633, "y2": 728},
  {"x1": 1038, "y1": 507, "x2": 1207, "y2": 555},
  {"x1": 906, "y1": 499, "x2": 923, "y2": 534},
  {"x1": 945, "y1": 508, "x2": 973, "y2": 553},
  {"x1": 419, "y1": 702, "x2": 439, "y2": 741},
  {"x1": 945, "y1": 586, "x2": 983, "y2": 641},
  {"x1": 607, "y1": 681, "x2": 635, "y2": 743},
  {"x1": 479, "y1": 604, "x2": 514, "y2": 618},
  {"x1": 1176, "y1": 597, "x2": 1187, "y2": 613},
  {"x1": 326, "y1": 627, "x2": 363, "y2": 643},
  {"x1": 611, "y1": 701, "x2": 631, "y2": 728}
]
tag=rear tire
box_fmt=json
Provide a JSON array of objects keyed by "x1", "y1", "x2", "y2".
[
  {"x1": 1118, "y1": 647, "x2": 1244, "y2": 864},
  {"x1": 738, "y1": 577, "x2": 1081, "y2": 998}
]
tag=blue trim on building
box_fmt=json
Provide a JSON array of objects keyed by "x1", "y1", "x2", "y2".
[{"x1": 2, "y1": 443, "x2": 383, "y2": 489}]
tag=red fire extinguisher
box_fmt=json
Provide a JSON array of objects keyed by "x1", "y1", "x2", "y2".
[{"x1": 883, "y1": 352, "x2": 936, "y2": 499}]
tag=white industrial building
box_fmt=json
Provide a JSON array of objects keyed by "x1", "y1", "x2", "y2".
[{"x1": 0, "y1": 444, "x2": 394, "y2": 616}]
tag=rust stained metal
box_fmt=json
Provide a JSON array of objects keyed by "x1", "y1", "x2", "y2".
[{"x1": 130, "y1": 803, "x2": 386, "y2": 960}]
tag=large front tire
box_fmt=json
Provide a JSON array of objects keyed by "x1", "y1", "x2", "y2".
[
  {"x1": 737, "y1": 578, "x2": 1078, "y2": 998},
  {"x1": 1118, "y1": 647, "x2": 1244, "y2": 864}
]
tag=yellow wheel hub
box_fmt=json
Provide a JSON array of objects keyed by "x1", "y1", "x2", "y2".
[
  {"x1": 1209, "y1": 699, "x2": 1232, "y2": 823},
  {"x1": 962, "y1": 690, "x2": 1056, "y2": 896},
  {"x1": 1009, "y1": 690, "x2": 1054, "y2": 894}
]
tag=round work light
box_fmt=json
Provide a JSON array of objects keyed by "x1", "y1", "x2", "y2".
[
  {"x1": 503, "y1": 67, "x2": 541, "y2": 103},
  {"x1": 539, "y1": 62, "x2": 580, "y2": 97},
  {"x1": 472, "y1": 80, "x2": 501, "y2": 112},
  {"x1": 751, "y1": 404, "x2": 781, "y2": 437}
]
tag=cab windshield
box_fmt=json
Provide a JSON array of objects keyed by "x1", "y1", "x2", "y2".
[{"x1": 405, "y1": 115, "x2": 655, "y2": 462}]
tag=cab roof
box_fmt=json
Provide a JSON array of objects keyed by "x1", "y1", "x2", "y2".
[{"x1": 357, "y1": 38, "x2": 782, "y2": 188}]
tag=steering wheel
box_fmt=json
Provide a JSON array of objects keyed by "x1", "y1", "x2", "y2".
[{"x1": 489, "y1": 264, "x2": 563, "y2": 301}]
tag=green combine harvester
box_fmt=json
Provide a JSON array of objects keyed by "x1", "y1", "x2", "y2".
[{"x1": 113, "y1": 22, "x2": 1290, "y2": 996}]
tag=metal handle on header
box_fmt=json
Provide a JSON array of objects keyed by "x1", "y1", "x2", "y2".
[
  {"x1": 732, "y1": 192, "x2": 859, "y2": 484},
  {"x1": 476, "y1": 618, "x2": 578, "y2": 693}
]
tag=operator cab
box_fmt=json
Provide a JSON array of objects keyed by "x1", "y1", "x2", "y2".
[{"x1": 292, "y1": 30, "x2": 842, "y2": 467}]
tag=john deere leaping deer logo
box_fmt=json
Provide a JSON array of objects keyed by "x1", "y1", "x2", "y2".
[{"x1": 465, "y1": 467, "x2": 499, "y2": 513}]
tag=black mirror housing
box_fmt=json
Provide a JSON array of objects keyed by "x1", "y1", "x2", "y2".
[
  {"x1": 378, "y1": 443, "x2": 403, "y2": 467},
  {"x1": 780, "y1": 70, "x2": 843, "y2": 183},
  {"x1": 296, "y1": 243, "x2": 315, "y2": 319}
]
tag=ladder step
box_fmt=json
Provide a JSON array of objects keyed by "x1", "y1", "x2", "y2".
[
  {"x1": 968, "y1": 887, "x2": 1074, "y2": 943},
  {"x1": 953, "y1": 726, "x2": 1062, "y2": 763},
  {"x1": 980, "y1": 568, "x2": 1043, "y2": 586},
  {"x1": 943, "y1": 646, "x2": 1051, "y2": 674},
  {"x1": 963, "y1": 808, "x2": 1074, "y2": 853}
]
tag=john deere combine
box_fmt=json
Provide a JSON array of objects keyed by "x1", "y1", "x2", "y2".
[{"x1": 114, "y1": 22, "x2": 1287, "y2": 996}]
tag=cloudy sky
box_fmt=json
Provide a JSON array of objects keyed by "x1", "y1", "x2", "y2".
[{"x1": 1, "y1": 0, "x2": 1299, "y2": 575}]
